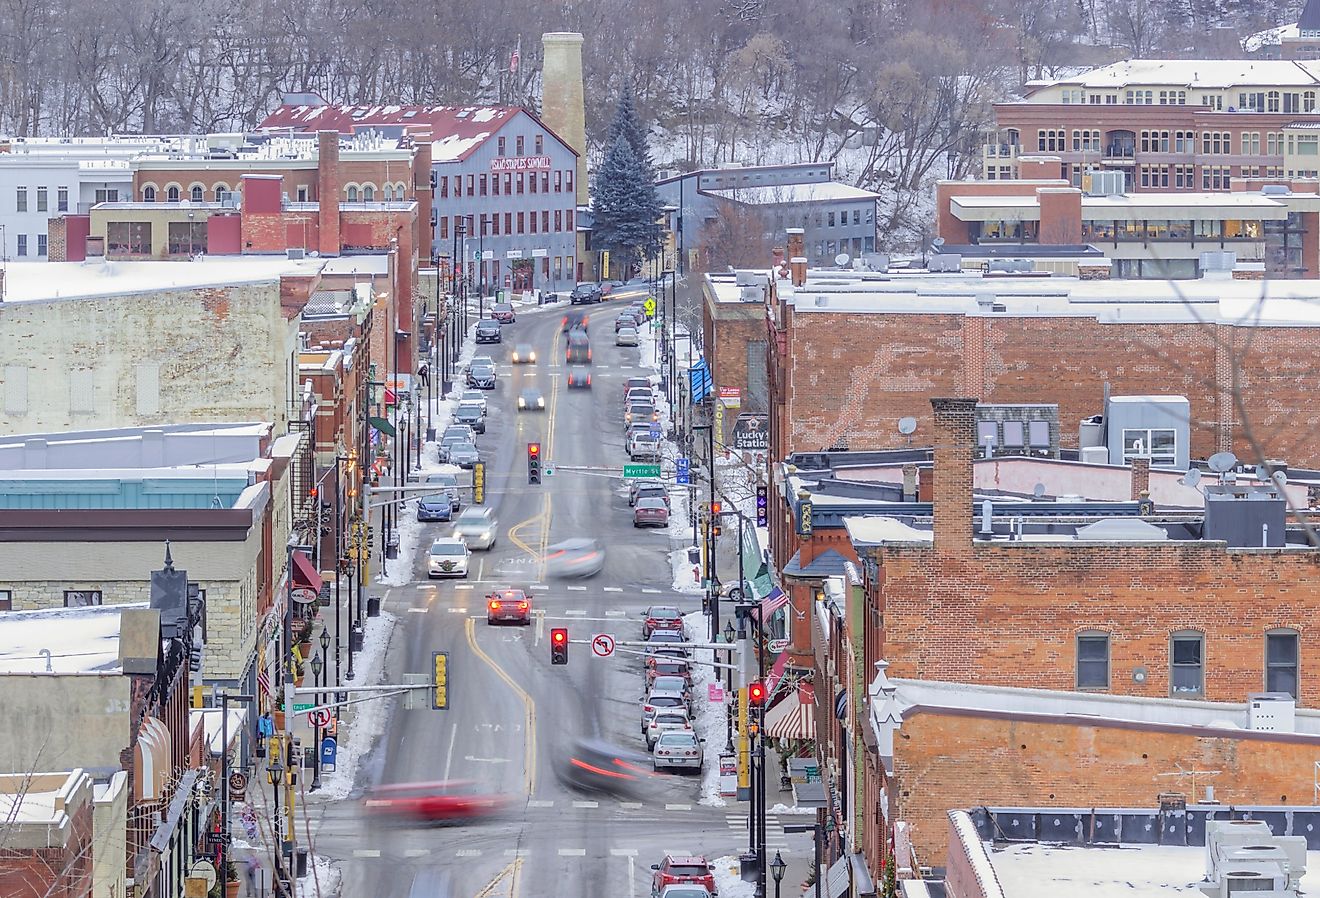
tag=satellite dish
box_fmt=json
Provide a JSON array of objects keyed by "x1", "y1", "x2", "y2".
[
  {"x1": 1255, "y1": 465, "x2": 1270, "y2": 482},
  {"x1": 1032, "y1": 482, "x2": 1046, "y2": 498},
  {"x1": 1181, "y1": 469, "x2": 1202, "y2": 488},
  {"x1": 932, "y1": 237, "x2": 946, "y2": 248},
  {"x1": 1207, "y1": 451, "x2": 1239, "y2": 473},
  {"x1": 834, "y1": 253, "x2": 851, "y2": 267},
  {"x1": 1273, "y1": 470, "x2": 1289, "y2": 486},
  {"x1": 897, "y1": 417, "x2": 917, "y2": 435}
]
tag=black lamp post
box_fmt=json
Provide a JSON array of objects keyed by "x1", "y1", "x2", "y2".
[
  {"x1": 770, "y1": 851, "x2": 787, "y2": 898},
  {"x1": 309, "y1": 650, "x2": 324, "y2": 791}
]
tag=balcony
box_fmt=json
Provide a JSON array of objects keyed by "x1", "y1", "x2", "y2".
[
  {"x1": 1103, "y1": 144, "x2": 1136, "y2": 160},
  {"x1": 985, "y1": 143, "x2": 1020, "y2": 159}
]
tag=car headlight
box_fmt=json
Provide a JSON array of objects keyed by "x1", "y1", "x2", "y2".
[
  {"x1": 518, "y1": 399, "x2": 525, "y2": 407},
  {"x1": 530, "y1": 352, "x2": 537, "y2": 361},
  {"x1": 481, "y1": 531, "x2": 491, "y2": 540},
  {"x1": 537, "y1": 398, "x2": 544, "y2": 407}
]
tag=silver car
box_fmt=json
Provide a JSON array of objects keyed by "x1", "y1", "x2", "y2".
[
  {"x1": 446, "y1": 440, "x2": 479, "y2": 468},
  {"x1": 616, "y1": 326, "x2": 640, "y2": 347},
  {"x1": 644, "y1": 708, "x2": 692, "y2": 750},
  {"x1": 452, "y1": 507, "x2": 497, "y2": 550},
  {"x1": 652, "y1": 731, "x2": 702, "y2": 773}
]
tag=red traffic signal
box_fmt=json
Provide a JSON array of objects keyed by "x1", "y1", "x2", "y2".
[
  {"x1": 748, "y1": 681, "x2": 766, "y2": 706},
  {"x1": 528, "y1": 442, "x2": 541, "y2": 458},
  {"x1": 550, "y1": 628, "x2": 568, "y2": 665},
  {"x1": 710, "y1": 501, "x2": 722, "y2": 516}
]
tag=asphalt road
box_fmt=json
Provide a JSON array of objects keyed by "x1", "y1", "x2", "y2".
[{"x1": 300, "y1": 289, "x2": 796, "y2": 897}]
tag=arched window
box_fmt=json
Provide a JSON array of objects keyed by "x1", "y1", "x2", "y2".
[
  {"x1": 190, "y1": 185, "x2": 204, "y2": 203},
  {"x1": 396, "y1": 181, "x2": 408, "y2": 199},
  {"x1": 346, "y1": 185, "x2": 358, "y2": 202},
  {"x1": 362, "y1": 184, "x2": 375, "y2": 201},
  {"x1": 167, "y1": 185, "x2": 180, "y2": 202},
  {"x1": 1170, "y1": 630, "x2": 1204, "y2": 696},
  {"x1": 214, "y1": 184, "x2": 229, "y2": 202},
  {"x1": 143, "y1": 186, "x2": 156, "y2": 202},
  {"x1": 382, "y1": 184, "x2": 393, "y2": 201}
]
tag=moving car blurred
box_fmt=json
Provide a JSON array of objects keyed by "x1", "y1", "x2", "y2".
[
  {"x1": 454, "y1": 402, "x2": 486, "y2": 433},
  {"x1": 544, "y1": 539, "x2": 604, "y2": 578},
  {"x1": 452, "y1": 507, "x2": 497, "y2": 550},
  {"x1": 491, "y1": 302, "x2": 516, "y2": 323},
  {"x1": 486, "y1": 588, "x2": 533, "y2": 625},
  {"x1": 511, "y1": 343, "x2": 537, "y2": 364},
  {"x1": 363, "y1": 780, "x2": 510, "y2": 825},
  {"x1": 416, "y1": 495, "x2": 452, "y2": 522},
  {"x1": 642, "y1": 605, "x2": 683, "y2": 638},
  {"x1": 633, "y1": 497, "x2": 669, "y2": 527},
  {"x1": 517, "y1": 388, "x2": 545, "y2": 411},
  {"x1": 562, "y1": 310, "x2": 590, "y2": 335},
  {"x1": 652, "y1": 731, "x2": 702, "y2": 773},
  {"x1": 651, "y1": 856, "x2": 718, "y2": 896},
  {"x1": 427, "y1": 538, "x2": 470, "y2": 578},
  {"x1": 616, "y1": 326, "x2": 640, "y2": 347},
  {"x1": 558, "y1": 738, "x2": 657, "y2": 798},
  {"x1": 566, "y1": 365, "x2": 592, "y2": 389},
  {"x1": 475, "y1": 319, "x2": 503, "y2": 343},
  {"x1": 566, "y1": 331, "x2": 591, "y2": 364}
]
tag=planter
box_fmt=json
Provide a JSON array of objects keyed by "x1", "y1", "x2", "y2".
[
  {"x1": 226, "y1": 881, "x2": 240, "y2": 898},
  {"x1": 273, "y1": 710, "x2": 286, "y2": 730}
]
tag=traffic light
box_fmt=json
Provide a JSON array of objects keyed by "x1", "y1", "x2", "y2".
[
  {"x1": 527, "y1": 442, "x2": 542, "y2": 485},
  {"x1": 710, "y1": 501, "x2": 722, "y2": 517},
  {"x1": 756, "y1": 485, "x2": 768, "y2": 527},
  {"x1": 550, "y1": 628, "x2": 568, "y2": 665},
  {"x1": 748, "y1": 680, "x2": 766, "y2": 707}
]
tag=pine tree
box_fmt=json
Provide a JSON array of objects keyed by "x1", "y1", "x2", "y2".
[
  {"x1": 591, "y1": 132, "x2": 662, "y2": 276},
  {"x1": 607, "y1": 89, "x2": 654, "y2": 182}
]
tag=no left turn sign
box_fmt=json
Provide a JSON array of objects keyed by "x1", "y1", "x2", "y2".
[{"x1": 591, "y1": 634, "x2": 616, "y2": 658}]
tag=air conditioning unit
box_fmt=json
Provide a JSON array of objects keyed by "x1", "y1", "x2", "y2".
[
  {"x1": 1248, "y1": 693, "x2": 1296, "y2": 732},
  {"x1": 287, "y1": 247, "x2": 306, "y2": 261}
]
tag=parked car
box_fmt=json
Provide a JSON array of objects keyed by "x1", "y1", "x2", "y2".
[
  {"x1": 640, "y1": 686, "x2": 690, "y2": 729},
  {"x1": 628, "y1": 433, "x2": 661, "y2": 461},
  {"x1": 642, "y1": 605, "x2": 683, "y2": 638},
  {"x1": 511, "y1": 343, "x2": 537, "y2": 364},
  {"x1": 454, "y1": 402, "x2": 486, "y2": 433},
  {"x1": 452, "y1": 507, "x2": 497, "y2": 550},
  {"x1": 649, "y1": 675, "x2": 693, "y2": 702},
  {"x1": 652, "y1": 731, "x2": 702, "y2": 773},
  {"x1": 646, "y1": 660, "x2": 693, "y2": 690},
  {"x1": 616, "y1": 326, "x2": 640, "y2": 347},
  {"x1": 465, "y1": 362, "x2": 497, "y2": 389},
  {"x1": 624, "y1": 402, "x2": 657, "y2": 427},
  {"x1": 491, "y1": 302, "x2": 516, "y2": 323},
  {"x1": 567, "y1": 365, "x2": 592, "y2": 389},
  {"x1": 475, "y1": 319, "x2": 503, "y2": 343},
  {"x1": 442, "y1": 424, "x2": 477, "y2": 445},
  {"x1": 625, "y1": 386, "x2": 655, "y2": 405},
  {"x1": 630, "y1": 482, "x2": 670, "y2": 509},
  {"x1": 424, "y1": 472, "x2": 462, "y2": 511},
  {"x1": 644, "y1": 630, "x2": 689, "y2": 656},
  {"x1": 657, "y1": 886, "x2": 712, "y2": 898},
  {"x1": 570, "y1": 282, "x2": 602, "y2": 304},
  {"x1": 486, "y1": 588, "x2": 533, "y2": 625},
  {"x1": 459, "y1": 389, "x2": 487, "y2": 414},
  {"x1": 416, "y1": 495, "x2": 452, "y2": 522},
  {"x1": 427, "y1": 537, "x2": 470, "y2": 578},
  {"x1": 446, "y1": 440, "x2": 480, "y2": 468},
  {"x1": 644, "y1": 708, "x2": 692, "y2": 750},
  {"x1": 651, "y1": 856, "x2": 717, "y2": 897},
  {"x1": 623, "y1": 376, "x2": 652, "y2": 398},
  {"x1": 517, "y1": 388, "x2": 546, "y2": 411},
  {"x1": 543, "y1": 539, "x2": 604, "y2": 578},
  {"x1": 615, "y1": 311, "x2": 642, "y2": 332}
]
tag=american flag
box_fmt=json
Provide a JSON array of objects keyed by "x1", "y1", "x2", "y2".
[
  {"x1": 257, "y1": 665, "x2": 272, "y2": 698},
  {"x1": 510, "y1": 37, "x2": 521, "y2": 74}
]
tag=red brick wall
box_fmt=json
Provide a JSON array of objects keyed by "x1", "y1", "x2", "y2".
[
  {"x1": 934, "y1": 179, "x2": 1065, "y2": 243},
  {"x1": 1036, "y1": 187, "x2": 1082, "y2": 244},
  {"x1": 0, "y1": 800, "x2": 94, "y2": 898},
  {"x1": 317, "y1": 131, "x2": 341, "y2": 256},
  {"x1": 778, "y1": 306, "x2": 1320, "y2": 467}
]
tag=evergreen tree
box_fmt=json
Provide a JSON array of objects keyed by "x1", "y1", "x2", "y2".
[
  {"x1": 607, "y1": 89, "x2": 654, "y2": 182},
  {"x1": 591, "y1": 132, "x2": 662, "y2": 276}
]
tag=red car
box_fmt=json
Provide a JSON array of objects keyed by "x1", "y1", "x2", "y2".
[
  {"x1": 642, "y1": 605, "x2": 683, "y2": 638},
  {"x1": 487, "y1": 588, "x2": 533, "y2": 625},
  {"x1": 646, "y1": 658, "x2": 693, "y2": 689},
  {"x1": 363, "y1": 780, "x2": 510, "y2": 823},
  {"x1": 651, "y1": 855, "x2": 717, "y2": 896},
  {"x1": 633, "y1": 497, "x2": 670, "y2": 528}
]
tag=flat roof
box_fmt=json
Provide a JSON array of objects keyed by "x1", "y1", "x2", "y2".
[
  {"x1": 948, "y1": 191, "x2": 1315, "y2": 222},
  {"x1": 0, "y1": 604, "x2": 146, "y2": 675},
  {"x1": 320, "y1": 255, "x2": 390, "y2": 276},
  {"x1": 1, "y1": 258, "x2": 326, "y2": 303},
  {"x1": 702, "y1": 182, "x2": 880, "y2": 204},
  {"x1": 1024, "y1": 58, "x2": 1320, "y2": 92}
]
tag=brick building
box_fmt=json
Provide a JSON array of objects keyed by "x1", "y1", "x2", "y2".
[{"x1": 0, "y1": 769, "x2": 99, "y2": 898}]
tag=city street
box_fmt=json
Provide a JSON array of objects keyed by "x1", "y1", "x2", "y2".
[{"x1": 299, "y1": 294, "x2": 801, "y2": 897}]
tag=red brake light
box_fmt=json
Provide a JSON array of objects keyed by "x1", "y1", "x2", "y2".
[
  {"x1": 517, "y1": 601, "x2": 528, "y2": 610},
  {"x1": 489, "y1": 600, "x2": 501, "y2": 610}
]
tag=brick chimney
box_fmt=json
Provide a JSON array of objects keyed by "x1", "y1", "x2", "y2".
[
  {"x1": 1130, "y1": 455, "x2": 1151, "y2": 500},
  {"x1": 931, "y1": 397, "x2": 978, "y2": 550},
  {"x1": 786, "y1": 227, "x2": 806, "y2": 287},
  {"x1": 412, "y1": 139, "x2": 433, "y2": 261},
  {"x1": 317, "y1": 130, "x2": 341, "y2": 256}
]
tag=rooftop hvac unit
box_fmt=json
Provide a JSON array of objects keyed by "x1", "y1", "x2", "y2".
[
  {"x1": 928, "y1": 253, "x2": 962, "y2": 272},
  {"x1": 1080, "y1": 446, "x2": 1109, "y2": 465},
  {"x1": 740, "y1": 285, "x2": 762, "y2": 303},
  {"x1": 287, "y1": 248, "x2": 306, "y2": 260},
  {"x1": 1200, "y1": 251, "x2": 1238, "y2": 271},
  {"x1": 1261, "y1": 184, "x2": 1292, "y2": 196},
  {"x1": 735, "y1": 269, "x2": 760, "y2": 286},
  {"x1": 1247, "y1": 693, "x2": 1296, "y2": 732}
]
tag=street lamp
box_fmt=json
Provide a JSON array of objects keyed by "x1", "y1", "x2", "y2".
[
  {"x1": 309, "y1": 651, "x2": 324, "y2": 790},
  {"x1": 770, "y1": 851, "x2": 787, "y2": 898}
]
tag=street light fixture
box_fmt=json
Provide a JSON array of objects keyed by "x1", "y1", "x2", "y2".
[
  {"x1": 319, "y1": 628, "x2": 330, "y2": 655},
  {"x1": 770, "y1": 851, "x2": 787, "y2": 898}
]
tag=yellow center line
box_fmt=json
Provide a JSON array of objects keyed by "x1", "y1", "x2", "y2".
[
  {"x1": 473, "y1": 858, "x2": 522, "y2": 898},
  {"x1": 465, "y1": 617, "x2": 537, "y2": 795}
]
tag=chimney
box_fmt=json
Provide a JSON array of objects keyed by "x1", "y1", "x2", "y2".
[
  {"x1": 317, "y1": 130, "x2": 341, "y2": 256},
  {"x1": 1130, "y1": 455, "x2": 1151, "y2": 500},
  {"x1": 786, "y1": 227, "x2": 806, "y2": 287},
  {"x1": 541, "y1": 33, "x2": 588, "y2": 206},
  {"x1": 412, "y1": 139, "x2": 434, "y2": 261},
  {"x1": 931, "y1": 397, "x2": 978, "y2": 550},
  {"x1": 901, "y1": 464, "x2": 918, "y2": 502},
  {"x1": 771, "y1": 245, "x2": 785, "y2": 269}
]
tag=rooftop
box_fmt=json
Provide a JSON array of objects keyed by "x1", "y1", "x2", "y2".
[
  {"x1": 0, "y1": 604, "x2": 145, "y2": 675},
  {"x1": 702, "y1": 181, "x2": 880, "y2": 204},
  {"x1": 946, "y1": 189, "x2": 1320, "y2": 222},
  {"x1": 0, "y1": 257, "x2": 326, "y2": 303},
  {"x1": 1023, "y1": 59, "x2": 1320, "y2": 93}
]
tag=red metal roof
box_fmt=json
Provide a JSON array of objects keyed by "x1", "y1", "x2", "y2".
[{"x1": 257, "y1": 104, "x2": 574, "y2": 164}]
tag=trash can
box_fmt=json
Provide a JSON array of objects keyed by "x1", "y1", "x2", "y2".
[
  {"x1": 739, "y1": 852, "x2": 758, "y2": 882},
  {"x1": 367, "y1": 596, "x2": 382, "y2": 618},
  {"x1": 295, "y1": 847, "x2": 309, "y2": 877},
  {"x1": 303, "y1": 746, "x2": 316, "y2": 769},
  {"x1": 350, "y1": 623, "x2": 365, "y2": 652},
  {"x1": 386, "y1": 530, "x2": 400, "y2": 559}
]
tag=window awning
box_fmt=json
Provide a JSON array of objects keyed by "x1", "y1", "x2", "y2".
[
  {"x1": 290, "y1": 549, "x2": 323, "y2": 595},
  {"x1": 765, "y1": 651, "x2": 791, "y2": 698},
  {"x1": 765, "y1": 683, "x2": 816, "y2": 741}
]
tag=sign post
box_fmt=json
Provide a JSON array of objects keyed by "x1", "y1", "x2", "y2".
[{"x1": 591, "y1": 634, "x2": 616, "y2": 658}]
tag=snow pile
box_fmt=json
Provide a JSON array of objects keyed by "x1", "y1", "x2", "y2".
[
  {"x1": 670, "y1": 546, "x2": 703, "y2": 595},
  {"x1": 770, "y1": 802, "x2": 816, "y2": 816},
  {"x1": 683, "y1": 610, "x2": 729, "y2": 807},
  {"x1": 315, "y1": 610, "x2": 397, "y2": 801},
  {"x1": 297, "y1": 852, "x2": 341, "y2": 898},
  {"x1": 710, "y1": 856, "x2": 756, "y2": 898}
]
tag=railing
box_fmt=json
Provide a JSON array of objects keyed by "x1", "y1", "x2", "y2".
[
  {"x1": 1104, "y1": 144, "x2": 1136, "y2": 159},
  {"x1": 985, "y1": 143, "x2": 1019, "y2": 158}
]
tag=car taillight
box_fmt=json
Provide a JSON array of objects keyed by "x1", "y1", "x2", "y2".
[
  {"x1": 489, "y1": 600, "x2": 501, "y2": 610},
  {"x1": 517, "y1": 601, "x2": 528, "y2": 610}
]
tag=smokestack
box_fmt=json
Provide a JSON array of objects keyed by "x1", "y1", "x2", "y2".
[
  {"x1": 786, "y1": 227, "x2": 806, "y2": 287},
  {"x1": 317, "y1": 130, "x2": 341, "y2": 256},
  {"x1": 541, "y1": 33, "x2": 588, "y2": 207},
  {"x1": 931, "y1": 398, "x2": 978, "y2": 550}
]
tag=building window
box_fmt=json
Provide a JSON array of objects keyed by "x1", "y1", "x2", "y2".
[
  {"x1": 190, "y1": 185, "x2": 203, "y2": 202},
  {"x1": 529, "y1": 211, "x2": 538, "y2": 233},
  {"x1": 498, "y1": 136, "x2": 507, "y2": 156},
  {"x1": 504, "y1": 212, "x2": 512, "y2": 233},
  {"x1": 57, "y1": 186, "x2": 68, "y2": 212},
  {"x1": 490, "y1": 214, "x2": 500, "y2": 236},
  {"x1": 541, "y1": 172, "x2": 549, "y2": 192},
  {"x1": 480, "y1": 174, "x2": 488, "y2": 196},
  {"x1": 95, "y1": 188, "x2": 118, "y2": 204},
  {"x1": 363, "y1": 185, "x2": 374, "y2": 201},
  {"x1": 566, "y1": 209, "x2": 574, "y2": 230},
  {"x1": 1171, "y1": 631, "x2": 1204, "y2": 696},
  {"x1": 0, "y1": 590, "x2": 9, "y2": 611},
  {"x1": 535, "y1": 134, "x2": 544, "y2": 154},
  {"x1": 542, "y1": 210, "x2": 549, "y2": 232},
  {"x1": 165, "y1": 185, "x2": 179, "y2": 202},
  {"x1": 15, "y1": 186, "x2": 26, "y2": 212},
  {"x1": 1267, "y1": 630, "x2": 1300, "y2": 698},
  {"x1": 439, "y1": 177, "x2": 448, "y2": 199},
  {"x1": 566, "y1": 170, "x2": 573, "y2": 193},
  {"x1": 37, "y1": 234, "x2": 46, "y2": 256},
  {"x1": 1076, "y1": 631, "x2": 1110, "y2": 689},
  {"x1": 504, "y1": 173, "x2": 512, "y2": 194},
  {"x1": 554, "y1": 209, "x2": 563, "y2": 231},
  {"x1": 36, "y1": 186, "x2": 47, "y2": 212},
  {"x1": 347, "y1": 185, "x2": 358, "y2": 201},
  {"x1": 516, "y1": 135, "x2": 525, "y2": 156},
  {"x1": 296, "y1": 185, "x2": 308, "y2": 202},
  {"x1": 517, "y1": 212, "x2": 525, "y2": 234},
  {"x1": 167, "y1": 221, "x2": 207, "y2": 255},
  {"x1": 1121, "y1": 427, "x2": 1176, "y2": 465},
  {"x1": 439, "y1": 216, "x2": 448, "y2": 240},
  {"x1": 141, "y1": 185, "x2": 155, "y2": 202},
  {"x1": 15, "y1": 234, "x2": 26, "y2": 256},
  {"x1": 517, "y1": 174, "x2": 525, "y2": 195},
  {"x1": 492, "y1": 173, "x2": 501, "y2": 196},
  {"x1": 106, "y1": 221, "x2": 152, "y2": 255},
  {"x1": 555, "y1": 171, "x2": 563, "y2": 192},
  {"x1": 530, "y1": 172, "x2": 538, "y2": 194},
  {"x1": 64, "y1": 590, "x2": 102, "y2": 607}
]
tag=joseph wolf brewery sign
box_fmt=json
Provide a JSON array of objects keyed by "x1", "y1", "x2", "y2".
[{"x1": 732, "y1": 414, "x2": 769, "y2": 451}]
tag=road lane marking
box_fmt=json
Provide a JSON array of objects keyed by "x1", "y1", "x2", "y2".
[
  {"x1": 465, "y1": 617, "x2": 537, "y2": 795},
  {"x1": 566, "y1": 610, "x2": 586, "y2": 617},
  {"x1": 665, "y1": 803, "x2": 692, "y2": 811},
  {"x1": 567, "y1": 585, "x2": 586, "y2": 591},
  {"x1": 457, "y1": 849, "x2": 482, "y2": 857},
  {"x1": 418, "y1": 584, "x2": 437, "y2": 590},
  {"x1": 531, "y1": 583, "x2": 549, "y2": 590},
  {"x1": 528, "y1": 800, "x2": 554, "y2": 808},
  {"x1": 603, "y1": 587, "x2": 623, "y2": 592},
  {"x1": 619, "y1": 802, "x2": 643, "y2": 809},
  {"x1": 558, "y1": 848, "x2": 587, "y2": 856},
  {"x1": 455, "y1": 584, "x2": 474, "y2": 590},
  {"x1": 407, "y1": 607, "x2": 428, "y2": 613},
  {"x1": 642, "y1": 588, "x2": 661, "y2": 594},
  {"x1": 606, "y1": 610, "x2": 626, "y2": 617},
  {"x1": 444, "y1": 722, "x2": 457, "y2": 782},
  {"x1": 352, "y1": 849, "x2": 381, "y2": 858},
  {"x1": 404, "y1": 848, "x2": 430, "y2": 858},
  {"x1": 474, "y1": 858, "x2": 520, "y2": 898},
  {"x1": 447, "y1": 607, "x2": 468, "y2": 613},
  {"x1": 504, "y1": 849, "x2": 529, "y2": 857},
  {"x1": 610, "y1": 848, "x2": 639, "y2": 857},
  {"x1": 572, "y1": 800, "x2": 598, "y2": 808}
]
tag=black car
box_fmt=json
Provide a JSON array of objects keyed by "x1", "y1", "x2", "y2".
[
  {"x1": 454, "y1": 403, "x2": 486, "y2": 433},
  {"x1": 566, "y1": 332, "x2": 591, "y2": 365},
  {"x1": 566, "y1": 365, "x2": 591, "y2": 389},
  {"x1": 570, "y1": 283, "x2": 602, "y2": 305},
  {"x1": 475, "y1": 319, "x2": 503, "y2": 343},
  {"x1": 466, "y1": 363, "x2": 497, "y2": 389}
]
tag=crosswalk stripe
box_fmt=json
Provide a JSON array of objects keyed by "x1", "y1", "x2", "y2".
[
  {"x1": 603, "y1": 587, "x2": 623, "y2": 592},
  {"x1": 504, "y1": 849, "x2": 529, "y2": 857},
  {"x1": 567, "y1": 585, "x2": 587, "y2": 591},
  {"x1": 528, "y1": 800, "x2": 554, "y2": 808},
  {"x1": 665, "y1": 803, "x2": 692, "y2": 811},
  {"x1": 447, "y1": 607, "x2": 467, "y2": 613},
  {"x1": 353, "y1": 849, "x2": 381, "y2": 858},
  {"x1": 455, "y1": 584, "x2": 474, "y2": 590},
  {"x1": 642, "y1": 588, "x2": 661, "y2": 594},
  {"x1": 606, "y1": 610, "x2": 625, "y2": 617},
  {"x1": 619, "y1": 802, "x2": 643, "y2": 809},
  {"x1": 559, "y1": 848, "x2": 587, "y2": 856},
  {"x1": 531, "y1": 584, "x2": 549, "y2": 590},
  {"x1": 566, "y1": 610, "x2": 587, "y2": 616},
  {"x1": 407, "y1": 607, "x2": 428, "y2": 614},
  {"x1": 457, "y1": 849, "x2": 481, "y2": 857},
  {"x1": 573, "y1": 800, "x2": 599, "y2": 808},
  {"x1": 610, "y1": 848, "x2": 638, "y2": 857},
  {"x1": 404, "y1": 848, "x2": 430, "y2": 858}
]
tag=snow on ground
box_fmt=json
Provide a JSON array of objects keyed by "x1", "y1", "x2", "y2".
[
  {"x1": 711, "y1": 856, "x2": 757, "y2": 898},
  {"x1": 670, "y1": 546, "x2": 703, "y2": 595},
  {"x1": 296, "y1": 852, "x2": 341, "y2": 898},
  {"x1": 314, "y1": 610, "x2": 397, "y2": 801},
  {"x1": 683, "y1": 610, "x2": 730, "y2": 808},
  {"x1": 769, "y1": 802, "x2": 817, "y2": 815}
]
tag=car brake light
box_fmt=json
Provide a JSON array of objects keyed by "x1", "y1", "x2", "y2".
[
  {"x1": 489, "y1": 600, "x2": 501, "y2": 610},
  {"x1": 517, "y1": 601, "x2": 528, "y2": 610}
]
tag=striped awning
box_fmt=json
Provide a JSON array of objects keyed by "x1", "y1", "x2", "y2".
[{"x1": 765, "y1": 684, "x2": 816, "y2": 741}]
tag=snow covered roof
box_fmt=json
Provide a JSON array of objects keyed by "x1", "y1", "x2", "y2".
[
  {"x1": 702, "y1": 181, "x2": 880, "y2": 204},
  {"x1": 1024, "y1": 59, "x2": 1320, "y2": 93},
  {"x1": 319, "y1": 255, "x2": 390, "y2": 277},
  {"x1": 1, "y1": 258, "x2": 326, "y2": 303},
  {"x1": 844, "y1": 516, "x2": 933, "y2": 545},
  {"x1": 0, "y1": 604, "x2": 147, "y2": 675}
]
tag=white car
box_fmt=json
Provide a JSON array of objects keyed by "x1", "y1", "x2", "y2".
[
  {"x1": 459, "y1": 389, "x2": 487, "y2": 414},
  {"x1": 640, "y1": 687, "x2": 689, "y2": 731},
  {"x1": 452, "y1": 507, "x2": 497, "y2": 550},
  {"x1": 652, "y1": 731, "x2": 703, "y2": 773},
  {"x1": 427, "y1": 537, "x2": 470, "y2": 578},
  {"x1": 644, "y1": 708, "x2": 692, "y2": 750}
]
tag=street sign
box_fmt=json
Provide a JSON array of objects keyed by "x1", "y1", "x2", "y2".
[
  {"x1": 676, "y1": 457, "x2": 690, "y2": 472},
  {"x1": 433, "y1": 651, "x2": 449, "y2": 710},
  {"x1": 708, "y1": 683, "x2": 725, "y2": 703},
  {"x1": 228, "y1": 771, "x2": 248, "y2": 802},
  {"x1": 320, "y1": 736, "x2": 338, "y2": 771},
  {"x1": 677, "y1": 472, "x2": 690, "y2": 485},
  {"x1": 768, "y1": 639, "x2": 790, "y2": 654},
  {"x1": 591, "y1": 634, "x2": 616, "y2": 658},
  {"x1": 623, "y1": 463, "x2": 661, "y2": 479},
  {"x1": 643, "y1": 297, "x2": 656, "y2": 318},
  {"x1": 307, "y1": 708, "x2": 331, "y2": 728},
  {"x1": 291, "y1": 587, "x2": 318, "y2": 605},
  {"x1": 649, "y1": 423, "x2": 662, "y2": 439},
  {"x1": 292, "y1": 703, "x2": 313, "y2": 713},
  {"x1": 676, "y1": 457, "x2": 690, "y2": 485}
]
